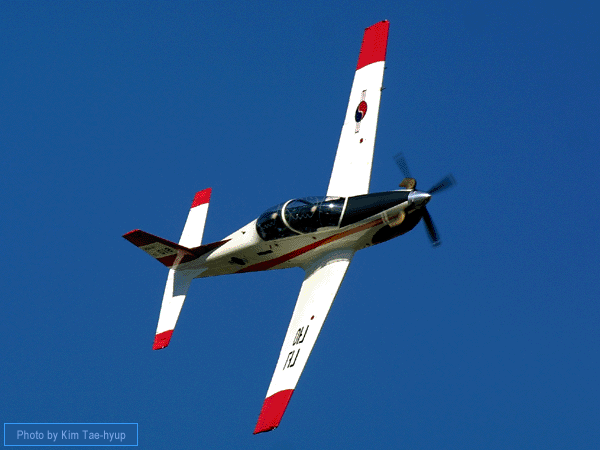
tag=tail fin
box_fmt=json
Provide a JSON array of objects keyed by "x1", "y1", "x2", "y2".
[
  {"x1": 122, "y1": 188, "x2": 226, "y2": 267},
  {"x1": 123, "y1": 229, "x2": 227, "y2": 268},
  {"x1": 123, "y1": 188, "x2": 225, "y2": 350}
]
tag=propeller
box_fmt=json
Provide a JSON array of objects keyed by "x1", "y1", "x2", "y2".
[
  {"x1": 427, "y1": 174, "x2": 457, "y2": 195},
  {"x1": 393, "y1": 153, "x2": 456, "y2": 247},
  {"x1": 421, "y1": 207, "x2": 441, "y2": 247},
  {"x1": 393, "y1": 153, "x2": 413, "y2": 179}
]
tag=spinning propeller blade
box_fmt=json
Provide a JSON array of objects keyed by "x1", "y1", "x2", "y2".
[
  {"x1": 392, "y1": 153, "x2": 455, "y2": 247},
  {"x1": 422, "y1": 207, "x2": 441, "y2": 246},
  {"x1": 393, "y1": 152, "x2": 412, "y2": 178},
  {"x1": 427, "y1": 174, "x2": 456, "y2": 195}
]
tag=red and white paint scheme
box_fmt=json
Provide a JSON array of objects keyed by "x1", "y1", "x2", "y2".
[{"x1": 124, "y1": 20, "x2": 455, "y2": 434}]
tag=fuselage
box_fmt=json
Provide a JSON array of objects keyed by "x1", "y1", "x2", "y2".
[{"x1": 180, "y1": 189, "x2": 430, "y2": 278}]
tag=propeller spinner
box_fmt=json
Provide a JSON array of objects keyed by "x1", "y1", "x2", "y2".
[{"x1": 394, "y1": 153, "x2": 456, "y2": 247}]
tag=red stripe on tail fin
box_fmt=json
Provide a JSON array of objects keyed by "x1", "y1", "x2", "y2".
[{"x1": 123, "y1": 229, "x2": 229, "y2": 267}]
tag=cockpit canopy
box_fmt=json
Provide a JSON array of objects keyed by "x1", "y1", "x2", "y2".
[{"x1": 256, "y1": 196, "x2": 345, "y2": 241}]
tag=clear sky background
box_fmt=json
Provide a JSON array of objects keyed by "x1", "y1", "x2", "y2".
[{"x1": 2, "y1": 2, "x2": 598, "y2": 449}]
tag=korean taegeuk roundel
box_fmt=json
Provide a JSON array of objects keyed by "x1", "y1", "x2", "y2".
[{"x1": 355, "y1": 101, "x2": 368, "y2": 122}]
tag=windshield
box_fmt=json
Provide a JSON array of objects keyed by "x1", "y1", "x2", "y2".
[
  {"x1": 284, "y1": 197, "x2": 344, "y2": 233},
  {"x1": 255, "y1": 202, "x2": 299, "y2": 241},
  {"x1": 256, "y1": 196, "x2": 345, "y2": 241}
]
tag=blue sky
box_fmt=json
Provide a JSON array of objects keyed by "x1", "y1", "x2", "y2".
[{"x1": 2, "y1": 1, "x2": 598, "y2": 448}]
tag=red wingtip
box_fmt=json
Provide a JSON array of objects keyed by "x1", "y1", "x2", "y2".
[
  {"x1": 153, "y1": 330, "x2": 173, "y2": 350},
  {"x1": 253, "y1": 389, "x2": 294, "y2": 434},
  {"x1": 356, "y1": 20, "x2": 389, "y2": 71},
  {"x1": 191, "y1": 188, "x2": 212, "y2": 208}
]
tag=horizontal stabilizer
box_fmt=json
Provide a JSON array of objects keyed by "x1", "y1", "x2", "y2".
[
  {"x1": 180, "y1": 188, "x2": 212, "y2": 248},
  {"x1": 123, "y1": 229, "x2": 228, "y2": 268},
  {"x1": 153, "y1": 267, "x2": 193, "y2": 350}
]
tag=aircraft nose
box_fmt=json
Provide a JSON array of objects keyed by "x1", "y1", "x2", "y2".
[{"x1": 408, "y1": 190, "x2": 431, "y2": 208}]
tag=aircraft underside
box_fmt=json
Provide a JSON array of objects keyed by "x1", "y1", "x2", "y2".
[
  {"x1": 123, "y1": 20, "x2": 455, "y2": 434},
  {"x1": 192, "y1": 194, "x2": 421, "y2": 278}
]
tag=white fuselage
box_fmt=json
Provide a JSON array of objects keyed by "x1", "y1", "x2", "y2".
[{"x1": 178, "y1": 194, "x2": 415, "y2": 278}]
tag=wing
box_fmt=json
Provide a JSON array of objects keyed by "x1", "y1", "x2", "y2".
[
  {"x1": 253, "y1": 249, "x2": 355, "y2": 434},
  {"x1": 326, "y1": 20, "x2": 389, "y2": 198}
]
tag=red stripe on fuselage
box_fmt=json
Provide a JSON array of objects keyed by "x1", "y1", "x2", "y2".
[{"x1": 237, "y1": 217, "x2": 383, "y2": 274}]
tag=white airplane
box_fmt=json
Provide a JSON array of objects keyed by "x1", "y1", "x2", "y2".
[{"x1": 124, "y1": 20, "x2": 455, "y2": 434}]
